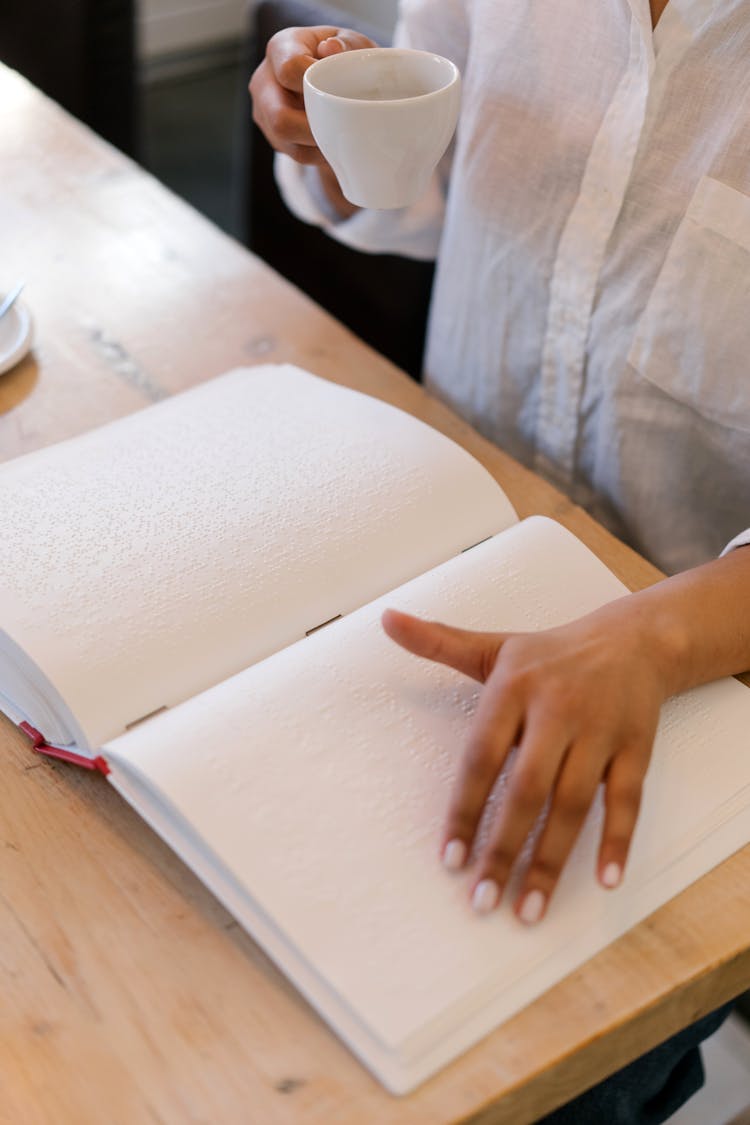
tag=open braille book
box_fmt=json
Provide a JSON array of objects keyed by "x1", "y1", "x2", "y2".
[{"x1": 1, "y1": 364, "x2": 749, "y2": 1093}]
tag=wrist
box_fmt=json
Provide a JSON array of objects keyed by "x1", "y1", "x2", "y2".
[
  {"x1": 634, "y1": 590, "x2": 692, "y2": 697},
  {"x1": 624, "y1": 549, "x2": 750, "y2": 696},
  {"x1": 599, "y1": 588, "x2": 691, "y2": 700}
]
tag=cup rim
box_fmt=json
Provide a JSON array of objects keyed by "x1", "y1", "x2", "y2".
[{"x1": 303, "y1": 47, "x2": 460, "y2": 105}]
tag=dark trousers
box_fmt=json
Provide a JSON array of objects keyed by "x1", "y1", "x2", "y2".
[{"x1": 537, "y1": 1003, "x2": 734, "y2": 1124}]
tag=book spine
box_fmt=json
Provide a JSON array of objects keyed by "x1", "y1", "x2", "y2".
[{"x1": 19, "y1": 722, "x2": 110, "y2": 776}]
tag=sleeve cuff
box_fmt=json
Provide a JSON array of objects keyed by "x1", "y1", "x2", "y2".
[
  {"x1": 719, "y1": 529, "x2": 750, "y2": 556},
  {"x1": 274, "y1": 153, "x2": 443, "y2": 261}
]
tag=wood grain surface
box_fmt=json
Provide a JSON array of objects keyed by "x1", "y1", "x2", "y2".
[{"x1": 0, "y1": 64, "x2": 747, "y2": 1125}]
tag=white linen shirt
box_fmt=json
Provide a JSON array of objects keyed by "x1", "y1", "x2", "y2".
[{"x1": 276, "y1": 0, "x2": 750, "y2": 574}]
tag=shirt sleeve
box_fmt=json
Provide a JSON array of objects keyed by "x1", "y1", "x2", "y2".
[
  {"x1": 719, "y1": 529, "x2": 750, "y2": 556},
  {"x1": 274, "y1": 156, "x2": 447, "y2": 259},
  {"x1": 273, "y1": 0, "x2": 469, "y2": 262}
]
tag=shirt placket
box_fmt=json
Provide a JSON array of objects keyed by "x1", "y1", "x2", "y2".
[{"x1": 534, "y1": 3, "x2": 654, "y2": 490}]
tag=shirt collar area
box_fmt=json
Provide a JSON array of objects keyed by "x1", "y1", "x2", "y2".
[
  {"x1": 624, "y1": 0, "x2": 653, "y2": 38},
  {"x1": 626, "y1": 0, "x2": 718, "y2": 43},
  {"x1": 653, "y1": 0, "x2": 720, "y2": 54},
  {"x1": 626, "y1": 0, "x2": 718, "y2": 72},
  {"x1": 622, "y1": 0, "x2": 656, "y2": 78}
]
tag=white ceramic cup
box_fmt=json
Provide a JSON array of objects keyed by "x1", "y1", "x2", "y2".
[{"x1": 303, "y1": 47, "x2": 461, "y2": 210}]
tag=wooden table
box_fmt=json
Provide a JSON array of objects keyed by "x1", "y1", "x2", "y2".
[{"x1": 0, "y1": 63, "x2": 748, "y2": 1125}]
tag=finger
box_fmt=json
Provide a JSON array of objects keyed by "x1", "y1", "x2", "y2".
[
  {"x1": 442, "y1": 680, "x2": 524, "y2": 876},
  {"x1": 317, "y1": 29, "x2": 377, "y2": 57},
  {"x1": 381, "y1": 609, "x2": 503, "y2": 684},
  {"x1": 252, "y1": 77, "x2": 318, "y2": 148},
  {"x1": 267, "y1": 27, "x2": 338, "y2": 93},
  {"x1": 514, "y1": 743, "x2": 604, "y2": 924},
  {"x1": 268, "y1": 26, "x2": 374, "y2": 93},
  {"x1": 276, "y1": 143, "x2": 328, "y2": 166},
  {"x1": 596, "y1": 748, "x2": 648, "y2": 890},
  {"x1": 317, "y1": 36, "x2": 347, "y2": 57},
  {"x1": 471, "y1": 713, "x2": 568, "y2": 914}
]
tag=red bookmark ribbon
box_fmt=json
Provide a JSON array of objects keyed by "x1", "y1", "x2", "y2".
[{"x1": 19, "y1": 723, "x2": 110, "y2": 776}]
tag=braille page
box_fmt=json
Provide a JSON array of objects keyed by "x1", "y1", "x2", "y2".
[
  {"x1": 0, "y1": 365, "x2": 516, "y2": 749},
  {"x1": 103, "y1": 516, "x2": 750, "y2": 1091}
]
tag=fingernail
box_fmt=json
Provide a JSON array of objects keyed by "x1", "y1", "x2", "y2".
[
  {"x1": 519, "y1": 889, "x2": 546, "y2": 925},
  {"x1": 443, "y1": 839, "x2": 467, "y2": 871},
  {"x1": 601, "y1": 862, "x2": 622, "y2": 889},
  {"x1": 472, "y1": 879, "x2": 500, "y2": 915}
]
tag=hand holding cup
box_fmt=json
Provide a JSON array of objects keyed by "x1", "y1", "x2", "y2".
[
  {"x1": 250, "y1": 26, "x2": 461, "y2": 211},
  {"x1": 249, "y1": 26, "x2": 378, "y2": 167}
]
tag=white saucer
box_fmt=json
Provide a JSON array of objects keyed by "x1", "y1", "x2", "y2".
[{"x1": 0, "y1": 301, "x2": 33, "y2": 375}]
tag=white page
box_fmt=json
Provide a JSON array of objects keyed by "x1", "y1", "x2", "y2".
[
  {"x1": 103, "y1": 517, "x2": 750, "y2": 1087},
  {"x1": 0, "y1": 365, "x2": 515, "y2": 748}
]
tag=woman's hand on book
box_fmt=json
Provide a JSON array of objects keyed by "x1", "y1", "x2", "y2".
[
  {"x1": 381, "y1": 600, "x2": 675, "y2": 924},
  {"x1": 384, "y1": 546, "x2": 750, "y2": 922}
]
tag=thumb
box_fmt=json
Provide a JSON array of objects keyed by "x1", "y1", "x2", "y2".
[
  {"x1": 381, "y1": 609, "x2": 503, "y2": 683},
  {"x1": 317, "y1": 29, "x2": 378, "y2": 57}
]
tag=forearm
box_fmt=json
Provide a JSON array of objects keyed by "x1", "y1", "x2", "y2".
[{"x1": 613, "y1": 547, "x2": 750, "y2": 697}]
